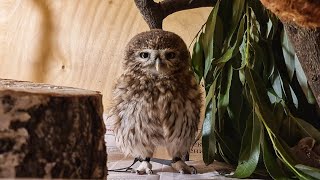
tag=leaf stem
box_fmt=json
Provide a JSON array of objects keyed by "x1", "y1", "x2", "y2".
[{"x1": 245, "y1": 2, "x2": 250, "y2": 67}]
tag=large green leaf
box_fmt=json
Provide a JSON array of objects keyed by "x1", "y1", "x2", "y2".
[
  {"x1": 213, "y1": 16, "x2": 224, "y2": 57},
  {"x1": 294, "y1": 54, "x2": 316, "y2": 104},
  {"x1": 214, "y1": 15, "x2": 245, "y2": 65},
  {"x1": 191, "y1": 0, "x2": 320, "y2": 179},
  {"x1": 273, "y1": 138, "x2": 311, "y2": 180},
  {"x1": 264, "y1": 43, "x2": 275, "y2": 80},
  {"x1": 289, "y1": 85, "x2": 298, "y2": 108},
  {"x1": 266, "y1": 13, "x2": 278, "y2": 40},
  {"x1": 271, "y1": 72, "x2": 284, "y2": 99},
  {"x1": 279, "y1": 116, "x2": 300, "y2": 146},
  {"x1": 227, "y1": 70, "x2": 243, "y2": 135},
  {"x1": 217, "y1": 63, "x2": 233, "y2": 130},
  {"x1": 238, "y1": 30, "x2": 248, "y2": 71},
  {"x1": 233, "y1": 111, "x2": 262, "y2": 178},
  {"x1": 266, "y1": 18, "x2": 273, "y2": 40},
  {"x1": 251, "y1": 43, "x2": 264, "y2": 73},
  {"x1": 245, "y1": 67, "x2": 314, "y2": 179},
  {"x1": 293, "y1": 116, "x2": 320, "y2": 142},
  {"x1": 271, "y1": 103, "x2": 285, "y2": 134},
  {"x1": 231, "y1": 0, "x2": 245, "y2": 31},
  {"x1": 225, "y1": 0, "x2": 245, "y2": 46},
  {"x1": 203, "y1": 0, "x2": 220, "y2": 78},
  {"x1": 262, "y1": 137, "x2": 288, "y2": 180},
  {"x1": 281, "y1": 29, "x2": 295, "y2": 81},
  {"x1": 191, "y1": 33, "x2": 205, "y2": 83},
  {"x1": 296, "y1": 164, "x2": 320, "y2": 180},
  {"x1": 248, "y1": 7, "x2": 260, "y2": 43},
  {"x1": 245, "y1": 68, "x2": 274, "y2": 128},
  {"x1": 202, "y1": 82, "x2": 217, "y2": 165},
  {"x1": 281, "y1": 29, "x2": 316, "y2": 104},
  {"x1": 216, "y1": 133, "x2": 238, "y2": 163}
]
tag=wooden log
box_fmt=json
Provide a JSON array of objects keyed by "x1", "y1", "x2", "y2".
[{"x1": 0, "y1": 79, "x2": 106, "y2": 178}]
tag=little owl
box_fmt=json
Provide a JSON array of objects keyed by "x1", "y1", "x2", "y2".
[{"x1": 108, "y1": 29, "x2": 201, "y2": 174}]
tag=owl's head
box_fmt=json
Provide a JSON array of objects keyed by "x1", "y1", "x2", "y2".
[{"x1": 124, "y1": 29, "x2": 190, "y2": 76}]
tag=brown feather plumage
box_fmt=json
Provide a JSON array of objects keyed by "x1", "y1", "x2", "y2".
[{"x1": 107, "y1": 29, "x2": 201, "y2": 174}]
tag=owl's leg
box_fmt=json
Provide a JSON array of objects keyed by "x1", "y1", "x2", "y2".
[
  {"x1": 133, "y1": 157, "x2": 153, "y2": 175},
  {"x1": 166, "y1": 145, "x2": 196, "y2": 174},
  {"x1": 170, "y1": 157, "x2": 197, "y2": 174},
  {"x1": 128, "y1": 133, "x2": 155, "y2": 174}
]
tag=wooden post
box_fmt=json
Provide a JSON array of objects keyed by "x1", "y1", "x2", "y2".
[{"x1": 0, "y1": 79, "x2": 106, "y2": 178}]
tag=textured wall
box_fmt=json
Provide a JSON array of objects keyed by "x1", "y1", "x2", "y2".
[{"x1": 0, "y1": 0, "x2": 211, "y2": 112}]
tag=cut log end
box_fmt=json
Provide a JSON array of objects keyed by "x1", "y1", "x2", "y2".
[
  {"x1": 0, "y1": 79, "x2": 107, "y2": 178},
  {"x1": 0, "y1": 79, "x2": 101, "y2": 96}
]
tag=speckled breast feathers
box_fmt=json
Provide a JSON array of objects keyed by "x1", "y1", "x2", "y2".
[{"x1": 108, "y1": 29, "x2": 201, "y2": 159}]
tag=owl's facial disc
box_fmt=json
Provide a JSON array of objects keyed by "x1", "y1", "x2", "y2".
[{"x1": 136, "y1": 49, "x2": 178, "y2": 75}]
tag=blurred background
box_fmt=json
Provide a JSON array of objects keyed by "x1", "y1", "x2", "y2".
[
  {"x1": 0, "y1": 0, "x2": 211, "y2": 161},
  {"x1": 0, "y1": 0, "x2": 210, "y2": 112}
]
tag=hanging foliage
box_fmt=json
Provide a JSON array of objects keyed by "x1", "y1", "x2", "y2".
[{"x1": 191, "y1": 0, "x2": 320, "y2": 179}]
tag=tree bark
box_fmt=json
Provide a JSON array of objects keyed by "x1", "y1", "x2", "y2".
[
  {"x1": 134, "y1": 0, "x2": 215, "y2": 29},
  {"x1": 0, "y1": 79, "x2": 106, "y2": 178},
  {"x1": 259, "y1": 0, "x2": 320, "y2": 107},
  {"x1": 284, "y1": 24, "x2": 320, "y2": 107}
]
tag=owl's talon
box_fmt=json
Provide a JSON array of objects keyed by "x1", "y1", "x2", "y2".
[
  {"x1": 189, "y1": 165, "x2": 197, "y2": 174},
  {"x1": 134, "y1": 160, "x2": 153, "y2": 175},
  {"x1": 146, "y1": 168, "x2": 153, "y2": 174},
  {"x1": 179, "y1": 169, "x2": 186, "y2": 174},
  {"x1": 172, "y1": 160, "x2": 196, "y2": 174},
  {"x1": 136, "y1": 170, "x2": 144, "y2": 175}
]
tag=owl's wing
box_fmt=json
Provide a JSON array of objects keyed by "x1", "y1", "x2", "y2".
[{"x1": 105, "y1": 74, "x2": 131, "y2": 128}]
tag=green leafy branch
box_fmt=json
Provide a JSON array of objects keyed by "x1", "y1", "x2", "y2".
[{"x1": 191, "y1": 0, "x2": 320, "y2": 179}]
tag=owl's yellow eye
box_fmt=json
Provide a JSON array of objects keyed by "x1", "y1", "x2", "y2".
[
  {"x1": 139, "y1": 52, "x2": 150, "y2": 59},
  {"x1": 165, "y1": 52, "x2": 176, "y2": 59}
]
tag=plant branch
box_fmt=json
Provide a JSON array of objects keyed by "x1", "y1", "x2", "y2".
[
  {"x1": 134, "y1": 0, "x2": 215, "y2": 29},
  {"x1": 259, "y1": 0, "x2": 320, "y2": 107},
  {"x1": 284, "y1": 23, "x2": 320, "y2": 107}
]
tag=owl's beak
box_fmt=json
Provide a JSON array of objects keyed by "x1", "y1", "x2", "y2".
[{"x1": 155, "y1": 58, "x2": 160, "y2": 72}]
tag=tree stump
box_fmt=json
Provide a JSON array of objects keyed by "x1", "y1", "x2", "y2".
[{"x1": 0, "y1": 79, "x2": 106, "y2": 178}]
